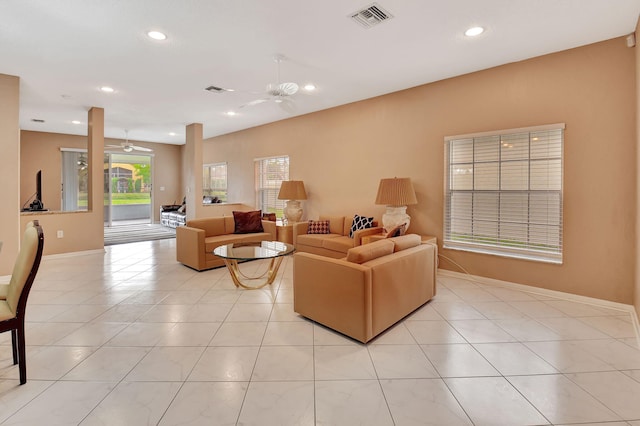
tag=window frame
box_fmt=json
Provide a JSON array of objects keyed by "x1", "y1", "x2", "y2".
[
  {"x1": 203, "y1": 162, "x2": 228, "y2": 203},
  {"x1": 254, "y1": 155, "x2": 289, "y2": 217},
  {"x1": 444, "y1": 123, "x2": 564, "y2": 264}
]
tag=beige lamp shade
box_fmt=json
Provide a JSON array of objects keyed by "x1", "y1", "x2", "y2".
[
  {"x1": 375, "y1": 178, "x2": 417, "y2": 207},
  {"x1": 278, "y1": 181, "x2": 307, "y2": 200}
]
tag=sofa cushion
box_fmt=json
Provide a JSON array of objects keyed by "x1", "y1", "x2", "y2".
[
  {"x1": 206, "y1": 232, "x2": 273, "y2": 259},
  {"x1": 320, "y1": 215, "x2": 345, "y2": 235},
  {"x1": 349, "y1": 214, "x2": 374, "y2": 238},
  {"x1": 297, "y1": 233, "x2": 339, "y2": 248},
  {"x1": 187, "y1": 217, "x2": 226, "y2": 237},
  {"x1": 390, "y1": 234, "x2": 422, "y2": 252},
  {"x1": 205, "y1": 234, "x2": 248, "y2": 253},
  {"x1": 233, "y1": 210, "x2": 264, "y2": 234},
  {"x1": 322, "y1": 236, "x2": 355, "y2": 254},
  {"x1": 307, "y1": 220, "x2": 330, "y2": 234},
  {"x1": 346, "y1": 239, "x2": 395, "y2": 264}
]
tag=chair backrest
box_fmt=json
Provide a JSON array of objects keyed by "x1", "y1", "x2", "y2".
[{"x1": 7, "y1": 221, "x2": 44, "y2": 315}]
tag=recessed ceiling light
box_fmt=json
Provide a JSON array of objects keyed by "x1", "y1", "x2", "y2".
[
  {"x1": 226, "y1": 111, "x2": 237, "y2": 116},
  {"x1": 71, "y1": 120, "x2": 81, "y2": 125},
  {"x1": 465, "y1": 26, "x2": 484, "y2": 37},
  {"x1": 147, "y1": 31, "x2": 167, "y2": 41},
  {"x1": 100, "y1": 86, "x2": 114, "y2": 93},
  {"x1": 304, "y1": 84, "x2": 316, "y2": 91},
  {"x1": 169, "y1": 132, "x2": 177, "y2": 136}
]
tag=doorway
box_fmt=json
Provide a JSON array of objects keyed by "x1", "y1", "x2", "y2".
[{"x1": 104, "y1": 153, "x2": 153, "y2": 227}]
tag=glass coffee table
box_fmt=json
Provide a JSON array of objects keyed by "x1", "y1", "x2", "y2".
[{"x1": 213, "y1": 241, "x2": 295, "y2": 289}]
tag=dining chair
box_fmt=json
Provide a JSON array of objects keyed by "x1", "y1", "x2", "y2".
[{"x1": 0, "y1": 220, "x2": 44, "y2": 384}]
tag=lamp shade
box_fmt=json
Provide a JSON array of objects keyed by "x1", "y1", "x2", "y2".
[
  {"x1": 277, "y1": 180, "x2": 307, "y2": 200},
  {"x1": 375, "y1": 178, "x2": 417, "y2": 206}
]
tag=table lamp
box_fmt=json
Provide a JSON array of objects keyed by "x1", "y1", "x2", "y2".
[
  {"x1": 277, "y1": 180, "x2": 307, "y2": 223},
  {"x1": 375, "y1": 177, "x2": 418, "y2": 232}
]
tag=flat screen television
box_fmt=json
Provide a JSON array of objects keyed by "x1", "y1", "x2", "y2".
[{"x1": 21, "y1": 170, "x2": 47, "y2": 211}]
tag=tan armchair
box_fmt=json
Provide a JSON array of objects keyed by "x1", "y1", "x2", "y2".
[{"x1": 294, "y1": 234, "x2": 437, "y2": 343}]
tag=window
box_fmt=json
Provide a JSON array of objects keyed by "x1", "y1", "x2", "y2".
[
  {"x1": 254, "y1": 156, "x2": 289, "y2": 216},
  {"x1": 444, "y1": 124, "x2": 564, "y2": 263},
  {"x1": 203, "y1": 162, "x2": 228, "y2": 202}
]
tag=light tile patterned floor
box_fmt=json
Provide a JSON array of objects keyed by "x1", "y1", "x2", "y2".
[{"x1": 0, "y1": 238, "x2": 638, "y2": 425}]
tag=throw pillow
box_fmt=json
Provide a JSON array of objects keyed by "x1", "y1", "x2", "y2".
[
  {"x1": 262, "y1": 212, "x2": 277, "y2": 222},
  {"x1": 233, "y1": 210, "x2": 264, "y2": 234},
  {"x1": 385, "y1": 223, "x2": 407, "y2": 238},
  {"x1": 349, "y1": 214, "x2": 374, "y2": 238},
  {"x1": 307, "y1": 220, "x2": 330, "y2": 234}
]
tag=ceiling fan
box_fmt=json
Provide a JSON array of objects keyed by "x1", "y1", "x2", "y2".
[
  {"x1": 240, "y1": 55, "x2": 300, "y2": 113},
  {"x1": 106, "y1": 130, "x2": 153, "y2": 153}
]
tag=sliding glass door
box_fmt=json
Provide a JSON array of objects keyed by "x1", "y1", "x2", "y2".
[{"x1": 103, "y1": 153, "x2": 153, "y2": 227}]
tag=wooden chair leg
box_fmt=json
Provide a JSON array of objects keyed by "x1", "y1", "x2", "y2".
[
  {"x1": 17, "y1": 323, "x2": 26, "y2": 385},
  {"x1": 11, "y1": 329, "x2": 18, "y2": 365}
]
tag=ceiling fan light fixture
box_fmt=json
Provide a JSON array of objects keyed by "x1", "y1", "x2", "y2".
[{"x1": 123, "y1": 145, "x2": 133, "y2": 153}]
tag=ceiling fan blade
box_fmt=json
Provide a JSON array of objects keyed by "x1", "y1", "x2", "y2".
[
  {"x1": 278, "y1": 97, "x2": 296, "y2": 114},
  {"x1": 132, "y1": 145, "x2": 153, "y2": 152},
  {"x1": 105, "y1": 145, "x2": 121, "y2": 148},
  {"x1": 240, "y1": 98, "x2": 269, "y2": 108}
]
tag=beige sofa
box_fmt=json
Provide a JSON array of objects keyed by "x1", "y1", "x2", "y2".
[
  {"x1": 293, "y1": 234, "x2": 437, "y2": 343},
  {"x1": 176, "y1": 217, "x2": 276, "y2": 271},
  {"x1": 293, "y1": 215, "x2": 383, "y2": 259}
]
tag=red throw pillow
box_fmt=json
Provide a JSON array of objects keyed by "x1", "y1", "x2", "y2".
[
  {"x1": 307, "y1": 220, "x2": 330, "y2": 234},
  {"x1": 233, "y1": 210, "x2": 264, "y2": 234}
]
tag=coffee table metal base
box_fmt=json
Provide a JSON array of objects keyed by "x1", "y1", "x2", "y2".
[{"x1": 223, "y1": 257, "x2": 285, "y2": 289}]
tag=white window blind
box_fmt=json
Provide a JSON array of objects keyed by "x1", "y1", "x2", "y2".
[
  {"x1": 254, "y1": 156, "x2": 289, "y2": 215},
  {"x1": 203, "y1": 162, "x2": 227, "y2": 202},
  {"x1": 444, "y1": 124, "x2": 564, "y2": 263}
]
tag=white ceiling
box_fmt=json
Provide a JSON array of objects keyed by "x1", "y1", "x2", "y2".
[{"x1": 2, "y1": 0, "x2": 639, "y2": 145}]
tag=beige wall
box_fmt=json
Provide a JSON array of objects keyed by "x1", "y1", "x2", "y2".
[
  {"x1": 20, "y1": 130, "x2": 183, "y2": 224},
  {"x1": 19, "y1": 128, "x2": 182, "y2": 255},
  {"x1": 635, "y1": 18, "x2": 640, "y2": 319},
  {"x1": 0, "y1": 74, "x2": 20, "y2": 275},
  {"x1": 204, "y1": 37, "x2": 636, "y2": 304}
]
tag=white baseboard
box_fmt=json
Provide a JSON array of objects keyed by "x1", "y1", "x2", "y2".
[
  {"x1": 43, "y1": 248, "x2": 106, "y2": 260},
  {"x1": 438, "y1": 268, "x2": 640, "y2": 347}
]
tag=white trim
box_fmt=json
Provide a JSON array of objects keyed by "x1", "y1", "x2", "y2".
[
  {"x1": 253, "y1": 154, "x2": 289, "y2": 162},
  {"x1": 42, "y1": 248, "x2": 106, "y2": 260},
  {"x1": 438, "y1": 268, "x2": 640, "y2": 349},
  {"x1": 60, "y1": 147, "x2": 87, "y2": 153},
  {"x1": 445, "y1": 123, "x2": 566, "y2": 142}
]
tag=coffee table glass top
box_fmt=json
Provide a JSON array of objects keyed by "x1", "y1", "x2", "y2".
[{"x1": 213, "y1": 241, "x2": 295, "y2": 261}]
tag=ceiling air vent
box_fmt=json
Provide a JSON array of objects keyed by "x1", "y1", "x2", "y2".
[
  {"x1": 350, "y1": 3, "x2": 393, "y2": 29},
  {"x1": 205, "y1": 85, "x2": 226, "y2": 93}
]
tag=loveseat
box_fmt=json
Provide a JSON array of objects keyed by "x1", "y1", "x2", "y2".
[
  {"x1": 293, "y1": 234, "x2": 437, "y2": 343},
  {"x1": 293, "y1": 215, "x2": 383, "y2": 258},
  {"x1": 176, "y1": 214, "x2": 276, "y2": 271}
]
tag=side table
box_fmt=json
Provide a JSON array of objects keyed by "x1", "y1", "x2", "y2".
[{"x1": 276, "y1": 224, "x2": 293, "y2": 244}]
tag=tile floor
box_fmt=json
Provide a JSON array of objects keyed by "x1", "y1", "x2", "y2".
[{"x1": 0, "y1": 238, "x2": 639, "y2": 425}]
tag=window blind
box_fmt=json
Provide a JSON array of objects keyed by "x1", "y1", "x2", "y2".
[
  {"x1": 203, "y1": 162, "x2": 228, "y2": 202},
  {"x1": 444, "y1": 124, "x2": 564, "y2": 263},
  {"x1": 254, "y1": 156, "x2": 289, "y2": 215}
]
